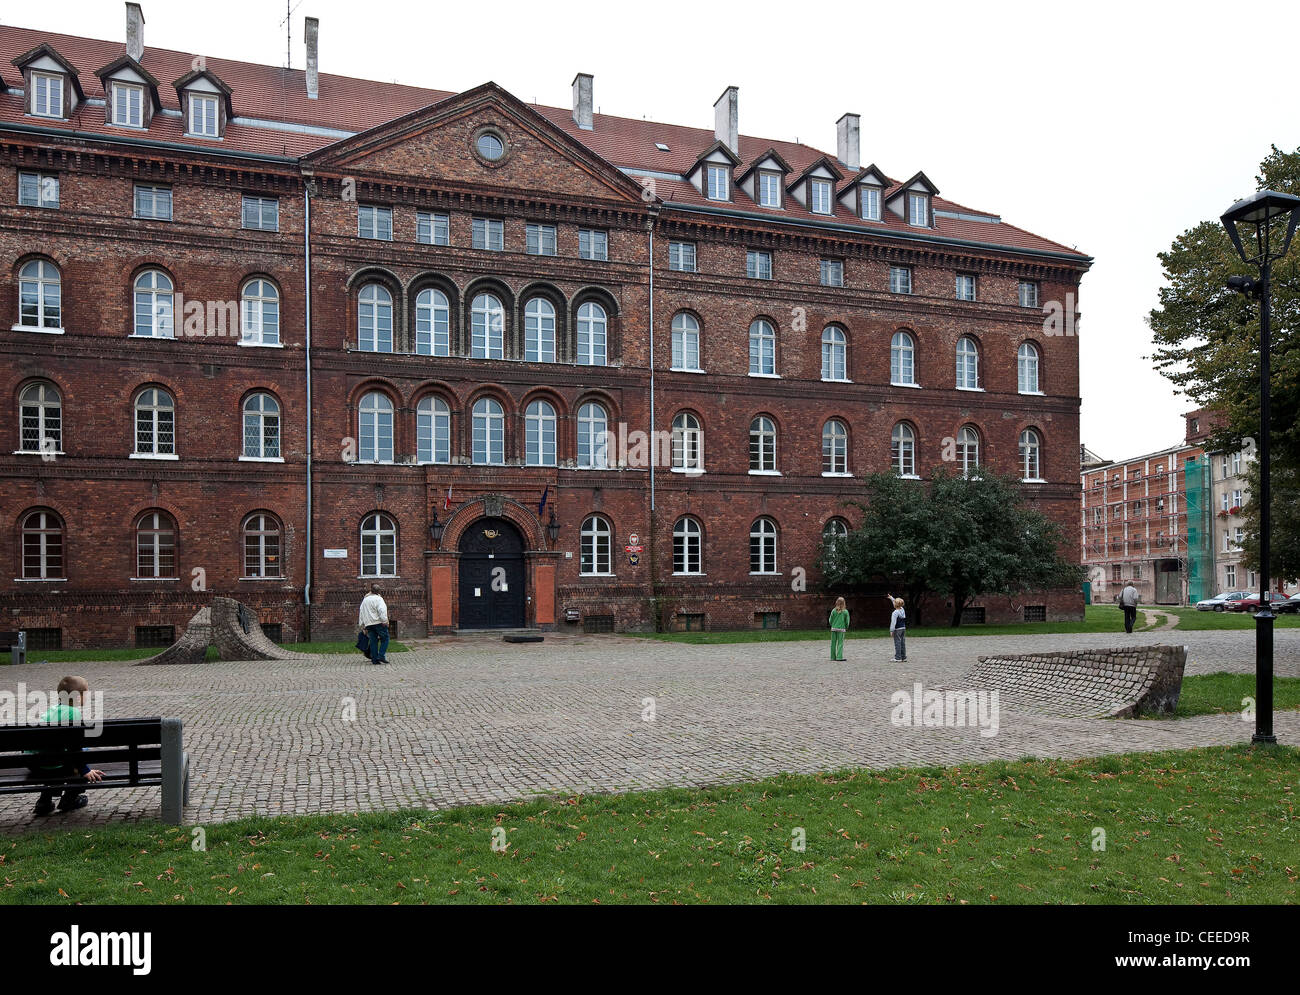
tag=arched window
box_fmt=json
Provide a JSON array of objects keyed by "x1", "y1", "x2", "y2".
[
  {"x1": 671, "y1": 412, "x2": 703, "y2": 472},
  {"x1": 749, "y1": 415, "x2": 777, "y2": 472},
  {"x1": 580, "y1": 515, "x2": 613, "y2": 575},
  {"x1": 415, "y1": 288, "x2": 450, "y2": 357},
  {"x1": 472, "y1": 397, "x2": 505, "y2": 465},
  {"x1": 21, "y1": 509, "x2": 63, "y2": 579},
  {"x1": 242, "y1": 512, "x2": 281, "y2": 578},
  {"x1": 956, "y1": 335, "x2": 980, "y2": 389},
  {"x1": 576, "y1": 301, "x2": 607, "y2": 366},
  {"x1": 19, "y1": 382, "x2": 61, "y2": 453},
  {"x1": 135, "y1": 510, "x2": 177, "y2": 578},
  {"x1": 577, "y1": 402, "x2": 609, "y2": 469},
  {"x1": 416, "y1": 396, "x2": 450, "y2": 464},
  {"x1": 358, "y1": 284, "x2": 393, "y2": 353},
  {"x1": 671, "y1": 312, "x2": 700, "y2": 371},
  {"x1": 957, "y1": 425, "x2": 980, "y2": 476},
  {"x1": 673, "y1": 516, "x2": 702, "y2": 574},
  {"x1": 891, "y1": 423, "x2": 916, "y2": 477},
  {"x1": 133, "y1": 270, "x2": 174, "y2": 338},
  {"x1": 525, "y1": 399, "x2": 557, "y2": 466},
  {"x1": 471, "y1": 293, "x2": 505, "y2": 359},
  {"x1": 242, "y1": 393, "x2": 281, "y2": 459},
  {"x1": 749, "y1": 319, "x2": 776, "y2": 376},
  {"x1": 240, "y1": 278, "x2": 280, "y2": 345},
  {"x1": 821, "y1": 326, "x2": 847, "y2": 381},
  {"x1": 134, "y1": 388, "x2": 175, "y2": 455},
  {"x1": 822, "y1": 419, "x2": 848, "y2": 475},
  {"x1": 822, "y1": 517, "x2": 849, "y2": 571},
  {"x1": 1018, "y1": 342, "x2": 1041, "y2": 393},
  {"x1": 360, "y1": 512, "x2": 396, "y2": 577},
  {"x1": 749, "y1": 517, "x2": 777, "y2": 574},
  {"x1": 18, "y1": 259, "x2": 61, "y2": 329},
  {"x1": 524, "y1": 298, "x2": 557, "y2": 363},
  {"x1": 358, "y1": 391, "x2": 394, "y2": 463},
  {"x1": 890, "y1": 331, "x2": 916, "y2": 385},
  {"x1": 1019, "y1": 429, "x2": 1042, "y2": 480}
]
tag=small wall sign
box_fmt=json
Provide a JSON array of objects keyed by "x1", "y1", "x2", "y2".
[{"x1": 323, "y1": 549, "x2": 348, "y2": 559}]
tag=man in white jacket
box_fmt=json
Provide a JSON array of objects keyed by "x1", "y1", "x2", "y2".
[{"x1": 358, "y1": 584, "x2": 390, "y2": 665}]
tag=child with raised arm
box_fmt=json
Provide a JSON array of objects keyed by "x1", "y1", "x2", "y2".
[{"x1": 887, "y1": 594, "x2": 907, "y2": 662}]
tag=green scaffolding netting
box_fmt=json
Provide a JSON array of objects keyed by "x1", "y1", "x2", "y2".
[{"x1": 1184, "y1": 455, "x2": 1214, "y2": 603}]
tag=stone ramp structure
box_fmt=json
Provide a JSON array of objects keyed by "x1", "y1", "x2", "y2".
[
  {"x1": 139, "y1": 598, "x2": 313, "y2": 665},
  {"x1": 938, "y1": 645, "x2": 1187, "y2": 718}
]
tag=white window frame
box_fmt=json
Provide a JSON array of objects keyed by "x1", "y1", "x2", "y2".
[
  {"x1": 748, "y1": 319, "x2": 777, "y2": 376},
  {"x1": 415, "y1": 288, "x2": 450, "y2": 357},
  {"x1": 822, "y1": 420, "x2": 848, "y2": 475},
  {"x1": 243, "y1": 513, "x2": 282, "y2": 578},
  {"x1": 1018, "y1": 280, "x2": 1040, "y2": 308},
  {"x1": 240, "y1": 278, "x2": 280, "y2": 346},
  {"x1": 1018, "y1": 342, "x2": 1041, "y2": 393},
  {"x1": 578, "y1": 228, "x2": 608, "y2": 261},
  {"x1": 956, "y1": 336, "x2": 981, "y2": 390},
  {"x1": 580, "y1": 516, "x2": 613, "y2": 575},
  {"x1": 955, "y1": 274, "x2": 976, "y2": 301},
  {"x1": 31, "y1": 71, "x2": 64, "y2": 119},
  {"x1": 892, "y1": 423, "x2": 916, "y2": 477},
  {"x1": 673, "y1": 516, "x2": 703, "y2": 574},
  {"x1": 472, "y1": 217, "x2": 504, "y2": 251},
  {"x1": 132, "y1": 270, "x2": 174, "y2": 338},
  {"x1": 242, "y1": 393, "x2": 281, "y2": 459},
  {"x1": 821, "y1": 327, "x2": 847, "y2": 381},
  {"x1": 749, "y1": 416, "x2": 777, "y2": 473},
  {"x1": 21, "y1": 510, "x2": 64, "y2": 580},
  {"x1": 358, "y1": 205, "x2": 393, "y2": 241},
  {"x1": 416, "y1": 396, "x2": 451, "y2": 464},
  {"x1": 669, "y1": 241, "x2": 697, "y2": 272},
  {"x1": 188, "y1": 93, "x2": 219, "y2": 137},
  {"x1": 18, "y1": 172, "x2": 59, "y2": 209},
  {"x1": 746, "y1": 250, "x2": 772, "y2": 281},
  {"x1": 111, "y1": 81, "x2": 144, "y2": 128},
  {"x1": 757, "y1": 171, "x2": 782, "y2": 208},
  {"x1": 908, "y1": 192, "x2": 929, "y2": 227},
  {"x1": 750, "y1": 517, "x2": 778, "y2": 574},
  {"x1": 417, "y1": 212, "x2": 450, "y2": 245},
  {"x1": 577, "y1": 402, "x2": 609, "y2": 469},
  {"x1": 576, "y1": 301, "x2": 607, "y2": 366},
  {"x1": 17, "y1": 259, "x2": 62, "y2": 330},
  {"x1": 360, "y1": 513, "x2": 397, "y2": 578},
  {"x1": 706, "y1": 164, "x2": 730, "y2": 201},
  {"x1": 241, "y1": 195, "x2": 279, "y2": 231},
  {"x1": 358, "y1": 392, "x2": 394, "y2": 463},
  {"x1": 860, "y1": 185, "x2": 881, "y2": 221},
  {"x1": 134, "y1": 389, "x2": 175, "y2": 456},
  {"x1": 358, "y1": 284, "x2": 393, "y2": 353},
  {"x1": 671, "y1": 413, "x2": 703, "y2": 473},
  {"x1": 472, "y1": 398, "x2": 505, "y2": 465},
  {"x1": 1019, "y1": 429, "x2": 1043, "y2": 481},
  {"x1": 671, "y1": 312, "x2": 701, "y2": 371},
  {"x1": 134, "y1": 185, "x2": 172, "y2": 221},
  {"x1": 890, "y1": 266, "x2": 912, "y2": 295},
  {"x1": 19, "y1": 382, "x2": 62, "y2": 453},
  {"x1": 524, "y1": 297, "x2": 557, "y2": 363},
  {"x1": 810, "y1": 178, "x2": 833, "y2": 215},
  {"x1": 525, "y1": 223, "x2": 558, "y2": 256},
  {"x1": 471, "y1": 294, "x2": 505, "y2": 359},
  {"x1": 525, "y1": 400, "x2": 558, "y2": 467},
  {"x1": 890, "y1": 331, "x2": 916, "y2": 386},
  {"x1": 820, "y1": 259, "x2": 844, "y2": 287}
]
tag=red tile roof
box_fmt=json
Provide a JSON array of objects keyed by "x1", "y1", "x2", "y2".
[{"x1": 0, "y1": 23, "x2": 1088, "y2": 261}]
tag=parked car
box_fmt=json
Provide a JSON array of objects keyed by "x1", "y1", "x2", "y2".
[
  {"x1": 1224, "y1": 592, "x2": 1290, "y2": 613},
  {"x1": 1275, "y1": 593, "x2": 1300, "y2": 614},
  {"x1": 1195, "y1": 591, "x2": 1254, "y2": 611}
]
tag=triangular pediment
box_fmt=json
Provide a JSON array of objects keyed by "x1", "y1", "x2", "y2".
[{"x1": 305, "y1": 82, "x2": 655, "y2": 206}]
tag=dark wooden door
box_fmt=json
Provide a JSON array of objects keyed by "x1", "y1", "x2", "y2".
[{"x1": 457, "y1": 517, "x2": 526, "y2": 629}]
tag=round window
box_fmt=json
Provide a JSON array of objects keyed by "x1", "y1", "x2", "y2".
[{"x1": 476, "y1": 132, "x2": 505, "y2": 161}]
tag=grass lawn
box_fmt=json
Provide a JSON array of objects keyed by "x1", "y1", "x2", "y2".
[
  {"x1": 1, "y1": 745, "x2": 1296, "y2": 905},
  {"x1": 1161, "y1": 607, "x2": 1300, "y2": 631},
  {"x1": 21, "y1": 641, "x2": 410, "y2": 665},
  {"x1": 630, "y1": 605, "x2": 1160, "y2": 644},
  {"x1": 1167, "y1": 673, "x2": 1300, "y2": 718}
]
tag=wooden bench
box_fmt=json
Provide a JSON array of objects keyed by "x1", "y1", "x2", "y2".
[{"x1": 0, "y1": 717, "x2": 190, "y2": 823}]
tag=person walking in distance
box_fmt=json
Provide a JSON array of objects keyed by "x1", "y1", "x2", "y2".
[
  {"x1": 829, "y1": 597, "x2": 850, "y2": 661},
  {"x1": 1118, "y1": 581, "x2": 1140, "y2": 634},
  {"x1": 359, "y1": 584, "x2": 390, "y2": 665},
  {"x1": 887, "y1": 594, "x2": 907, "y2": 662}
]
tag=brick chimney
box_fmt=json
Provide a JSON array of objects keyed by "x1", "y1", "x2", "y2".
[
  {"x1": 125, "y1": 3, "x2": 145, "y2": 62},
  {"x1": 305, "y1": 17, "x2": 319, "y2": 100},
  {"x1": 713, "y1": 85, "x2": 738, "y2": 153},
  {"x1": 836, "y1": 113, "x2": 860, "y2": 171},
  {"x1": 571, "y1": 73, "x2": 593, "y2": 130}
]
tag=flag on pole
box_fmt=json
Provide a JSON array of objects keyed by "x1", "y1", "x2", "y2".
[
  {"x1": 444, "y1": 484, "x2": 453, "y2": 511},
  {"x1": 537, "y1": 484, "x2": 549, "y2": 516}
]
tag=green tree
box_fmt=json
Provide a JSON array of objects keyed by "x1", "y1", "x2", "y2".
[
  {"x1": 1148, "y1": 144, "x2": 1300, "y2": 579},
  {"x1": 820, "y1": 471, "x2": 1082, "y2": 626}
]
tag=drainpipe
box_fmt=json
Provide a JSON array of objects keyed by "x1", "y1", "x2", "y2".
[
  {"x1": 302, "y1": 174, "x2": 315, "y2": 637},
  {"x1": 645, "y1": 207, "x2": 661, "y2": 628}
]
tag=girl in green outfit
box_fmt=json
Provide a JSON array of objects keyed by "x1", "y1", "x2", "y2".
[{"x1": 829, "y1": 596, "x2": 849, "y2": 660}]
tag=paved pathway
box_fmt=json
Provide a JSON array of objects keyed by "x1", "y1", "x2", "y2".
[{"x1": 1, "y1": 627, "x2": 1296, "y2": 830}]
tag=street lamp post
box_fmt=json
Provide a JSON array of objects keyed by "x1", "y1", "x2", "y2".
[{"x1": 1221, "y1": 189, "x2": 1300, "y2": 745}]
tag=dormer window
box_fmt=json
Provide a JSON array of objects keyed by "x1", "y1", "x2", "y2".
[
  {"x1": 31, "y1": 71, "x2": 64, "y2": 118},
  {"x1": 706, "y1": 164, "x2": 730, "y2": 201},
  {"x1": 188, "y1": 93, "x2": 219, "y2": 137},
  {"x1": 757, "y1": 171, "x2": 782, "y2": 208},
  {"x1": 810, "y1": 178, "x2": 833, "y2": 215},
  {"x1": 908, "y1": 192, "x2": 930, "y2": 227},
  {"x1": 112, "y1": 81, "x2": 144, "y2": 127},
  {"x1": 860, "y1": 185, "x2": 881, "y2": 221}
]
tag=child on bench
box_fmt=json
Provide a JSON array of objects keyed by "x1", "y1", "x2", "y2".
[{"x1": 28, "y1": 676, "x2": 105, "y2": 816}]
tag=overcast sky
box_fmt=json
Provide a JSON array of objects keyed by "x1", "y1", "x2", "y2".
[{"x1": 11, "y1": 0, "x2": 1297, "y2": 461}]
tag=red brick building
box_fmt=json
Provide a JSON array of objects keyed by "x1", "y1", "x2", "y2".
[{"x1": 0, "y1": 9, "x2": 1091, "y2": 648}]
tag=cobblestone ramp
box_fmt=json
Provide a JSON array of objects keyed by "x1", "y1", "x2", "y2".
[
  {"x1": 938, "y1": 644, "x2": 1188, "y2": 718},
  {"x1": 138, "y1": 598, "x2": 312, "y2": 665}
]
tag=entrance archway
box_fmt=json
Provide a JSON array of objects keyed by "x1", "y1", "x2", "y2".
[{"x1": 457, "y1": 517, "x2": 526, "y2": 628}]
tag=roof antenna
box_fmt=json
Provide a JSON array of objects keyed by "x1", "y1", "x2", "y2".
[{"x1": 280, "y1": 0, "x2": 305, "y2": 69}]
